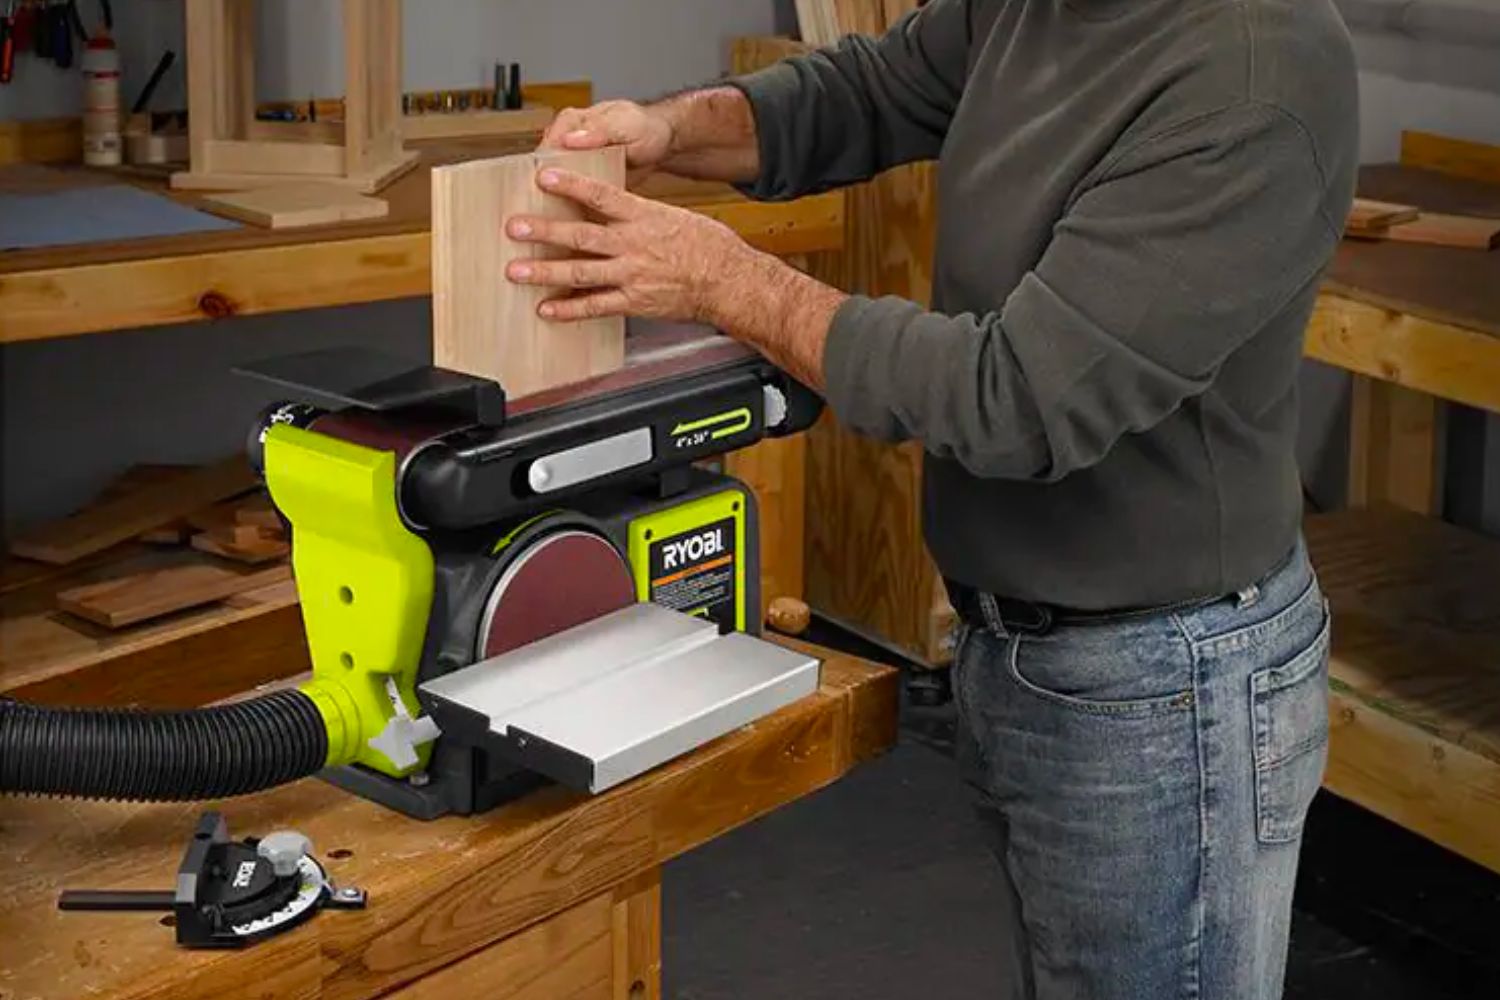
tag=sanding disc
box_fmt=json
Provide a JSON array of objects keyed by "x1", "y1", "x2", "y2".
[{"x1": 476, "y1": 529, "x2": 638, "y2": 659}]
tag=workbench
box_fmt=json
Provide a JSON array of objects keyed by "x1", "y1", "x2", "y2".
[
  {"x1": 1301, "y1": 133, "x2": 1500, "y2": 875},
  {"x1": 0, "y1": 144, "x2": 845, "y2": 345},
  {"x1": 0, "y1": 641, "x2": 896, "y2": 1000}
]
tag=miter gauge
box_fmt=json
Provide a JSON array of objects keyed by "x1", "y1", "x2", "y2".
[{"x1": 58, "y1": 812, "x2": 365, "y2": 949}]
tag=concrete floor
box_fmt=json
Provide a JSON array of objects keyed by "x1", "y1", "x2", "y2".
[{"x1": 664, "y1": 693, "x2": 1500, "y2": 999}]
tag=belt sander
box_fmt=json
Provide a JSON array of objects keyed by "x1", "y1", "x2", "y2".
[{"x1": 0, "y1": 326, "x2": 825, "y2": 823}]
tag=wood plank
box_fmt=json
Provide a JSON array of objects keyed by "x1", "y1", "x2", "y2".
[
  {"x1": 1360, "y1": 212, "x2": 1500, "y2": 251},
  {"x1": 0, "y1": 647, "x2": 897, "y2": 999},
  {"x1": 1345, "y1": 198, "x2": 1419, "y2": 233},
  {"x1": 403, "y1": 106, "x2": 556, "y2": 143},
  {"x1": 1402, "y1": 130, "x2": 1500, "y2": 186},
  {"x1": 201, "y1": 139, "x2": 348, "y2": 177},
  {"x1": 172, "y1": 149, "x2": 420, "y2": 196},
  {"x1": 724, "y1": 435, "x2": 807, "y2": 625},
  {"x1": 1346, "y1": 377, "x2": 1445, "y2": 515},
  {"x1": 55, "y1": 559, "x2": 289, "y2": 629},
  {"x1": 1305, "y1": 293, "x2": 1500, "y2": 415},
  {"x1": 9, "y1": 458, "x2": 258, "y2": 565},
  {"x1": 200, "y1": 183, "x2": 390, "y2": 229},
  {"x1": 0, "y1": 118, "x2": 84, "y2": 165},
  {"x1": 390, "y1": 894, "x2": 614, "y2": 999},
  {"x1": 431, "y1": 147, "x2": 627, "y2": 397}
]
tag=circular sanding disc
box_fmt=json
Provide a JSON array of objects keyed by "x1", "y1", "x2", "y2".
[{"x1": 476, "y1": 529, "x2": 637, "y2": 659}]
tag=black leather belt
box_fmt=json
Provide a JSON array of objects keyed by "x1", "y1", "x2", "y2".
[{"x1": 944, "y1": 580, "x2": 1227, "y2": 636}]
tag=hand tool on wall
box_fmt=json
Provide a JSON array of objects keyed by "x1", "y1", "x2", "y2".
[
  {"x1": 12, "y1": 0, "x2": 34, "y2": 53},
  {"x1": 1, "y1": 2, "x2": 16, "y2": 84},
  {"x1": 130, "y1": 48, "x2": 174, "y2": 114},
  {"x1": 506, "y1": 61, "x2": 522, "y2": 109},
  {"x1": 50, "y1": 0, "x2": 73, "y2": 68},
  {"x1": 59, "y1": 813, "x2": 365, "y2": 949},
  {"x1": 32, "y1": 0, "x2": 49, "y2": 58}
]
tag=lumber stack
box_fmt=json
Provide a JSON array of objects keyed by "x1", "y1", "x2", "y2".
[{"x1": 5, "y1": 460, "x2": 292, "y2": 631}]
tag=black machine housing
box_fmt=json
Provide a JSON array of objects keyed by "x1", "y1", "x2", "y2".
[{"x1": 239, "y1": 340, "x2": 821, "y2": 819}]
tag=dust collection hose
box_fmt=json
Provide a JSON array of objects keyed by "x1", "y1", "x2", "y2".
[{"x1": 0, "y1": 689, "x2": 329, "y2": 802}]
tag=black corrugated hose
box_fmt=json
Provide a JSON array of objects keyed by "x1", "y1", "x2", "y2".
[{"x1": 0, "y1": 689, "x2": 328, "y2": 802}]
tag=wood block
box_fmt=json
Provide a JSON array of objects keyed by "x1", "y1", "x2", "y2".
[
  {"x1": 199, "y1": 181, "x2": 390, "y2": 229},
  {"x1": 192, "y1": 526, "x2": 290, "y2": 565},
  {"x1": 768, "y1": 597, "x2": 812, "y2": 636},
  {"x1": 9, "y1": 458, "x2": 258, "y2": 565},
  {"x1": 56, "y1": 559, "x2": 290, "y2": 629},
  {"x1": 1379, "y1": 212, "x2": 1500, "y2": 251},
  {"x1": 432, "y1": 146, "x2": 627, "y2": 398},
  {"x1": 234, "y1": 495, "x2": 284, "y2": 532},
  {"x1": 1346, "y1": 198, "x2": 1420, "y2": 233}
]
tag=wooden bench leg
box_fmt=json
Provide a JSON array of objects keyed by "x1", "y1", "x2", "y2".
[{"x1": 1347, "y1": 375, "x2": 1446, "y2": 516}]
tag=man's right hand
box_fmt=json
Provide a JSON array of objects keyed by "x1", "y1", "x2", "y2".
[{"x1": 539, "y1": 101, "x2": 676, "y2": 177}]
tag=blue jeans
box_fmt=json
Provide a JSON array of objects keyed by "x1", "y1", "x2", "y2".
[{"x1": 952, "y1": 539, "x2": 1330, "y2": 1000}]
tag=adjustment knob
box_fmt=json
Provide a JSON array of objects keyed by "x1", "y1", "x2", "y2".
[{"x1": 257, "y1": 831, "x2": 312, "y2": 878}]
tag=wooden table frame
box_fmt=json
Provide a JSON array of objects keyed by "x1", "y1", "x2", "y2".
[{"x1": 1303, "y1": 131, "x2": 1500, "y2": 874}]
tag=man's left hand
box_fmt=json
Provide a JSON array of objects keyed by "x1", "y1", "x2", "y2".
[
  {"x1": 504, "y1": 167, "x2": 755, "y2": 326},
  {"x1": 504, "y1": 167, "x2": 847, "y2": 391}
]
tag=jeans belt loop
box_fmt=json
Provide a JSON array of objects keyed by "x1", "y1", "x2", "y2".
[{"x1": 977, "y1": 592, "x2": 1010, "y2": 638}]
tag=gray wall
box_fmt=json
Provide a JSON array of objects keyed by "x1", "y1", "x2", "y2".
[{"x1": 2, "y1": 0, "x2": 1497, "y2": 538}]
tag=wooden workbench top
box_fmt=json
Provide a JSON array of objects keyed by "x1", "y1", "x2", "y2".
[
  {"x1": 1307, "y1": 165, "x2": 1500, "y2": 415},
  {"x1": 0, "y1": 644, "x2": 897, "y2": 1000},
  {"x1": 1325, "y1": 165, "x2": 1500, "y2": 339},
  {"x1": 0, "y1": 142, "x2": 845, "y2": 344}
]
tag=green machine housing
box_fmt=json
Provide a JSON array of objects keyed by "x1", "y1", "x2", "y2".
[{"x1": 240, "y1": 335, "x2": 822, "y2": 819}]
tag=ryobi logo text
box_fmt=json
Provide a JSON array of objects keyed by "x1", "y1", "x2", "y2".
[
  {"x1": 662, "y1": 528, "x2": 726, "y2": 570},
  {"x1": 670, "y1": 407, "x2": 752, "y2": 450},
  {"x1": 232, "y1": 860, "x2": 259, "y2": 889}
]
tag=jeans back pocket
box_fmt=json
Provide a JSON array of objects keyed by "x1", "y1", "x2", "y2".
[{"x1": 1250, "y1": 611, "x2": 1332, "y2": 845}]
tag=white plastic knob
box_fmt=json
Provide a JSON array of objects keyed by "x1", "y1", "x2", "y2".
[{"x1": 257, "y1": 831, "x2": 312, "y2": 878}]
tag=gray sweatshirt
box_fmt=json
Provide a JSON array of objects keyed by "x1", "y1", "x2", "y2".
[{"x1": 732, "y1": 0, "x2": 1358, "y2": 610}]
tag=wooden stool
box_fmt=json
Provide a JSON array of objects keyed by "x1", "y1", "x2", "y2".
[{"x1": 172, "y1": 0, "x2": 418, "y2": 194}]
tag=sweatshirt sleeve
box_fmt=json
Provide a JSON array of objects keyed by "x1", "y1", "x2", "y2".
[
  {"x1": 727, "y1": 0, "x2": 972, "y2": 201},
  {"x1": 821, "y1": 102, "x2": 1344, "y2": 482}
]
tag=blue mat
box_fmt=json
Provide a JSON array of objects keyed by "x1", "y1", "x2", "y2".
[{"x1": 0, "y1": 185, "x2": 240, "y2": 251}]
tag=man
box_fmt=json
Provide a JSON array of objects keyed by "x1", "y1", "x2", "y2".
[{"x1": 504, "y1": 1, "x2": 1358, "y2": 996}]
